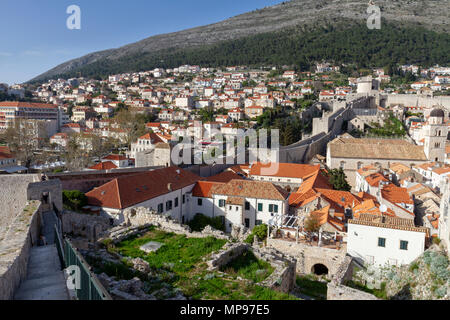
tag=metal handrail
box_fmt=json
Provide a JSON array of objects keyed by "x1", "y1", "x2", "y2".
[{"x1": 64, "y1": 239, "x2": 112, "y2": 300}]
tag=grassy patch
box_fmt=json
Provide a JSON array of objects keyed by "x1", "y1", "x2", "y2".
[
  {"x1": 116, "y1": 228, "x2": 226, "y2": 274},
  {"x1": 110, "y1": 227, "x2": 299, "y2": 300},
  {"x1": 296, "y1": 275, "x2": 328, "y2": 300},
  {"x1": 344, "y1": 280, "x2": 388, "y2": 300},
  {"x1": 220, "y1": 251, "x2": 274, "y2": 283}
]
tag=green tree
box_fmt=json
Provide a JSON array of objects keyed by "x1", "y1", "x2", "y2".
[
  {"x1": 304, "y1": 215, "x2": 321, "y2": 233},
  {"x1": 328, "y1": 168, "x2": 351, "y2": 191},
  {"x1": 63, "y1": 190, "x2": 88, "y2": 211}
]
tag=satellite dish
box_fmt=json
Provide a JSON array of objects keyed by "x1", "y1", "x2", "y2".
[{"x1": 380, "y1": 204, "x2": 387, "y2": 213}]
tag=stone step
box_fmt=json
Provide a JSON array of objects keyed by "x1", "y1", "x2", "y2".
[
  {"x1": 14, "y1": 243, "x2": 69, "y2": 300},
  {"x1": 14, "y1": 283, "x2": 69, "y2": 300},
  {"x1": 14, "y1": 273, "x2": 66, "y2": 292}
]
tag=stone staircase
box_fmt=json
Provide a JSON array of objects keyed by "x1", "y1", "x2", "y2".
[{"x1": 14, "y1": 211, "x2": 69, "y2": 300}]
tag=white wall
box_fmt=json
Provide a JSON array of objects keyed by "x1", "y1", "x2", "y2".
[
  {"x1": 347, "y1": 223, "x2": 426, "y2": 266},
  {"x1": 100, "y1": 184, "x2": 195, "y2": 224}
]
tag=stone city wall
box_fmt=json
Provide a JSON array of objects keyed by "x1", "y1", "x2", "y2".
[
  {"x1": 0, "y1": 175, "x2": 41, "y2": 237},
  {"x1": 0, "y1": 201, "x2": 42, "y2": 300},
  {"x1": 382, "y1": 94, "x2": 450, "y2": 109}
]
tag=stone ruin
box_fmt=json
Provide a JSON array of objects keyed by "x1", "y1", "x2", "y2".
[
  {"x1": 97, "y1": 207, "x2": 231, "y2": 244},
  {"x1": 326, "y1": 256, "x2": 379, "y2": 300},
  {"x1": 82, "y1": 248, "x2": 186, "y2": 301},
  {"x1": 206, "y1": 242, "x2": 297, "y2": 293}
]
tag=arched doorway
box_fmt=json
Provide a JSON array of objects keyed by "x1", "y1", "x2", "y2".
[{"x1": 312, "y1": 264, "x2": 329, "y2": 276}]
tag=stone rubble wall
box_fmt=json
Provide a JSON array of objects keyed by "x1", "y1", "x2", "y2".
[
  {"x1": 327, "y1": 282, "x2": 379, "y2": 300},
  {"x1": 267, "y1": 238, "x2": 346, "y2": 277},
  {"x1": 0, "y1": 201, "x2": 42, "y2": 300},
  {"x1": 326, "y1": 255, "x2": 380, "y2": 300},
  {"x1": 62, "y1": 211, "x2": 111, "y2": 242},
  {"x1": 252, "y1": 245, "x2": 297, "y2": 293},
  {"x1": 207, "y1": 243, "x2": 250, "y2": 271},
  {"x1": 332, "y1": 255, "x2": 355, "y2": 285},
  {"x1": 206, "y1": 242, "x2": 297, "y2": 293},
  {"x1": 117, "y1": 207, "x2": 230, "y2": 240}
]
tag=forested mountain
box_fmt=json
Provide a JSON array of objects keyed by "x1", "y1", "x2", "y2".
[{"x1": 30, "y1": 0, "x2": 450, "y2": 82}]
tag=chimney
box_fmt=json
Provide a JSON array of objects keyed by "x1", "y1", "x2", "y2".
[{"x1": 329, "y1": 208, "x2": 335, "y2": 217}]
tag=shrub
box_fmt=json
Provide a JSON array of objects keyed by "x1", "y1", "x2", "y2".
[
  {"x1": 409, "y1": 262, "x2": 419, "y2": 272},
  {"x1": 429, "y1": 254, "x2": 450, "y2": 281},
  {"x1": 432, "y1": 237, "x2": 441, "y2": 245},
  {"x1": 188, "y1": 213, "x2": 225, "y2": 232},
  {"x1": 62, "y1": 190, "x2": 88, "y2": 211},
  {"x1": 245, "y1": 224, "x2": 268, "y2": 244}
]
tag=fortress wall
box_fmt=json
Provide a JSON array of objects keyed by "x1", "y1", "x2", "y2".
[
  {"x1": 0, "y1": 175, "x2": 41, "y2": 238},
  {"x1": 384, "y1": 94, "x2": 450, "y2": 109},
  {"x1": 0, "y1": 201, "x2": 42, "y2": 300}
]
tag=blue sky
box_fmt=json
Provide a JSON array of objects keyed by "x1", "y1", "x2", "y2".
[{"x1": 0, "y1": 0, "x2": 284, "y2": 85}]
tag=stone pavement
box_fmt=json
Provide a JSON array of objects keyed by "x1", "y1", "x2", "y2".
[
  {"x1": 14, "y1": 245, "x2": 69, "y2": 300},
  {"x1": 14, "y1": 211, "x2": 69, "y2": 300}
]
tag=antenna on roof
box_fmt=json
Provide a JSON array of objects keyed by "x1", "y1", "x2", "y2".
[{"x1": 380, "y1": 204, "x2": 387, "y2": 217}]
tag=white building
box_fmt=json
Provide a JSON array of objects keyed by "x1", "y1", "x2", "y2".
[
  {"x1": 191, "y1": 179, "x2": 289, "y2": 232},
  {"x1": 347, "y1": 214, "x2": 428, "y2": 266},
  {"x1": 85, "y1": 167, "x2": 201, "y2": 224},
  {"x1": 439, "y1": 178, "x2": 450, "y2": 251}
]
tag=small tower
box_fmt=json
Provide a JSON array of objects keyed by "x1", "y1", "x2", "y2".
[{"x1": 424, "y1": 107, "x2": 447, "y2": 162}]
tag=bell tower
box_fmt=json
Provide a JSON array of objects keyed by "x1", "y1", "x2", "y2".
[{"x1": 424, "y1": 107, "x2": 447, "y2": 162}]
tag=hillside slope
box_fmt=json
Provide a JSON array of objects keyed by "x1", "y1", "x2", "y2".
[{"x1": 31, "y1": 0, "x2": 450, "y2": 81}]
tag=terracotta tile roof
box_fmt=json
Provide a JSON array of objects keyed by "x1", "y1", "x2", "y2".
[
  {"x1": 102, "y1": 154, "x2": 128, "y2": 161},
  {"x1": 192, "y1": 181, "x2": 223, "y2": 198},
  {"x1": 432, "y1": 167, "x2": 450, "y2": 175},
  {"x1": 88, "y1": 161, "x2": 118, "y2": 170},
  {"x1": 204, "y1": 171, "x2": 245, "y2": 183},
  {"x1": 352, "y1": 199, "x2": 396, "y2": 219},
  {"x1": 211, "y1": 179, "x2": 289, "y2": 201},
  {"x1": 249, "y1": 162, "x2": 320, "y2": 179},
  {"x1": 365, "y1": 173, "x2": 389, "y2": 187},
  {"x1": 315, "y1": 188, "x2": 362, "y2": 213},
  {"x1": 357, "y1": 192, "x2": 377, "y2": 202},
  {"x1": 329, "y1": 137, "x2": 428, "y2": 161},
  {"x1": 381, "y1": 183, "x2": 414, "y2": 205},
  {"x1": 228, "y1": 164, "x2": 250, "y2": 176},
  {"x1": 389, "y1": 163, "x2": 411, "y2": 175},
  {"x1": 357, "y1": 165, "x2": 379, "y2": 177},
  {"x1": 0, "y1": 146, "x2": 14, "y2": 160},
  {"x1": 289, "y1": 189, "x2": 318, "y2": 207},
  {"x1": 416, "y1": 162, "x2": 437, "y2": 170},
  {"x1": 86, "y1": 167, "x2": 201, "y2": 209},
  {"x1": 427, "y1": 214, "x2": 440, "y2": 230},
  {"x1": 226, "y1": 196, "x2": 245, "y2": 206},
  {"x1": 139, "y1": 132, "x2": 164, "y2": 144},
  {"x1": 0, "y1": 101, "x2": 57, "y2": 109},
  {"x1": 310, "y1": 205, "x2": 345, "y2": 231},
  {"x1": 349, "y1": 214, "x2": 429, "y2": 236}
]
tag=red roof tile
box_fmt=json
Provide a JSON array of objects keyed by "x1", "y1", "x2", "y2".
[{"x1": 86, "y1": 167, "x2": 200, "y2": 209}]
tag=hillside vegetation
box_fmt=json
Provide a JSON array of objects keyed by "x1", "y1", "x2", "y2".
[
  {"x1": 31, "y1": 0, "x2": 450, "y2": 82},
  {"x1": 351, "y1": 245, "x2": 450, "y2": 300}
]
